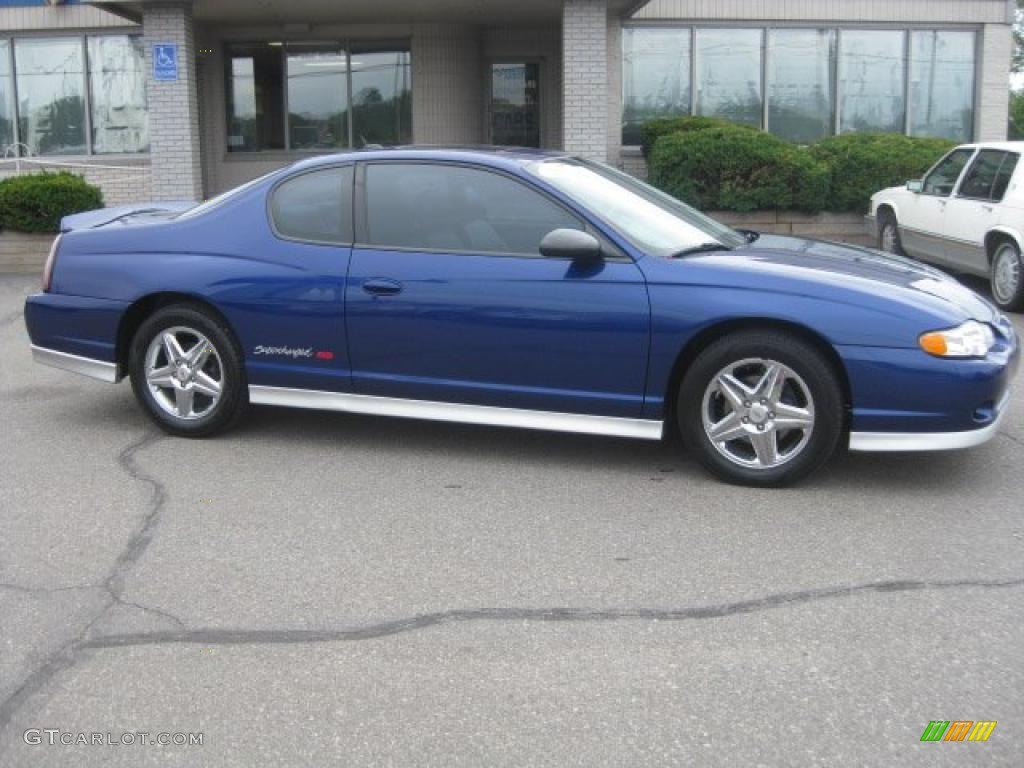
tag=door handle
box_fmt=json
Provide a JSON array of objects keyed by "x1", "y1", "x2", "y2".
[
  {"x1": 362, "y1": 278, "x2": 403, "y2": 296},
  {"x1": 982, "y1": 205, "x2": 994, "y2": 213}
]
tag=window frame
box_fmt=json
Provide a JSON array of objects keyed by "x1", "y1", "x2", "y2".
[
  {"x1": 619, "y1": 22, "x2": 980, "y2": 149},
  {"x1": 921, "y1": 147, "x2": 976, "y2": 197},
  {"x1": 956, "y1": 149, "x2": 1009, "y2": 202},
  {"x1": 353, "y1": 159, "x2": 626, "y2": 261},
  {"x1": 0, "y1": 31, "x2": 146, "y2": 158},
  {"x1": 267, "y1": 163, "x2": 356, "y2": 247},
  {"x1": 224, "y1": 39, "x2": 412, "y2": 155}
]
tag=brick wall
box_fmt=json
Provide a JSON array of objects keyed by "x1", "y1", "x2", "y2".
[
  {"x1": 562, "y1": 0, "x2": 608, "y2": 160},
  {"x1": 143, "y1": 2, "x2": 203, "y2": 200},
  {"x1": 0, "y1": 160, "x2": 152, "y2": 207}
]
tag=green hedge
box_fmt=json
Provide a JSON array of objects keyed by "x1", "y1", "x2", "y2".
[
  {"x1": 0, "y1": 172, "x2": 104, "y2": 234},
  {"x1": 648, "y1": 124, "x2": 831, "y2": 213},
  {"x1": 806, "y1": 133, "x2": 956, "y2": 212},
  {"x1": 640, "y1": 116, "x2": 757, "y2": 158},
  {"x1": 644, "y1": 120, "x2": 954, "y2": 213}
]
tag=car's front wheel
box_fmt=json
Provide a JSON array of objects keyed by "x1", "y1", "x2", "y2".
[
  {"x1": 990, "y1": 240, "x2": 1024, "y2": 312},
  {"x1": 129, "y1": 304, "x2": 247, "y2": 437},
  {"x1": 878, "y1": 211, "x2": 903, "y2": 256},
  {"x1": 677, "y1": 331, "x2": 844, "y2": 487}
]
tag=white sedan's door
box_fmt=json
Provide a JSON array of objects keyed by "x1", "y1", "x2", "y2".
[
  {"x1": 941, "y1": 150, "x2": 1019, "y2": 277},
  {"x1": 898, "y1": 147, "x2": 976, "y2": 264}
]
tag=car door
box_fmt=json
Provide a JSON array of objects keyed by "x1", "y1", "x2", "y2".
[
  {"x1": 344, "y1": 160, "x2": 651, "y2": 418},
  {"x1": 898, "y1": 147, "x2": 975, "y2": 263},
  {"x1": 941, "y1": 150, "x2": 1019, "y2": 276}
]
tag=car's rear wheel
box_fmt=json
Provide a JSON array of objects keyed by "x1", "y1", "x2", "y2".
[
  {"x1": 677, "y1": 331, "x2": 844, "y2": 487},
  {"x1": 878, "y1": 211, "x2": 903, "y2": 256},
  {"x1": 129, "y1": 304, "x2": 247, "y2": 437},
  {"x1": 990, "y1": 240, "x2": 1024, "y2": 312}
]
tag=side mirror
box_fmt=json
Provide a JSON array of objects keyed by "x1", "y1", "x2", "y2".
[
  {"x1": 907, "y1": 179, "x2": 923, "y2": 193},
  {"x1": 539, "y1": 229, "x2": 603, "y2": 262}
]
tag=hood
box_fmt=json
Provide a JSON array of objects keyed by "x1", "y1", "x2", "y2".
[
  {"x1": 730, "y1": 234, "x2": 999, "y2": 324},
  {"x1": 60, "y1": 201, "x2": 196, "y2": 232}
]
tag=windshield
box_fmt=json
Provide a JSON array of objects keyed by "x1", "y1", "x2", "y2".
[
  {"x1": 527, "y1": 158, "x2": 747, "y2": 256},
  {"x1": 176, "y1": 170, "x2": 281, "y2": 220}
]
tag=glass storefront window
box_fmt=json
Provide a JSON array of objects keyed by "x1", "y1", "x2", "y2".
[
  {"x1": 768, "y1": 29, "x2": 835, "y2": 143},
  {"x1": 227, "y1": 43, "x2": 285, "y2": 152},
  {"x1": 909, "y1": 30, "x2": 975, "y2": 142},
  {"x1": 695, "y1": 28, "x2": 763, "y2": 127},
  {"x1": 621, "y1": 26, "x2": 691, "y2": 146},
  {"x1": 838, "y1": 30, "x2": 906, "y2": 134},
  {"x1": 15, "y1": 37, "x2": 88, "y2": 155},
  {"x1": 87, "y1": 35, "x2": 148, "y2": 154},
  {"x1": 351, "y1": 47, "x2": 412, "y2": 147},
  {"x1": 0, "y1": 41, "x2": 14, "y2": 151},
  {"x1": 287, "y1": 43, "x2": 348, "y2": 150}
]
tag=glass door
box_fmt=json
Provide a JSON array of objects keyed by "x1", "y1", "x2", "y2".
[{"x1": 489, "y1": 62, "x2": 540, "y2": 148}]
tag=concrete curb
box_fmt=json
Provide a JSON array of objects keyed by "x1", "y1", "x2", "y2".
[{"x1": 0, "y1": 232, "x2": 53, "y2": 275}]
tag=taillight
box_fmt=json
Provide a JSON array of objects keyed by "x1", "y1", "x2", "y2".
[{"x1": 42, "y1": 234, "x2": 62, "y2": 293}]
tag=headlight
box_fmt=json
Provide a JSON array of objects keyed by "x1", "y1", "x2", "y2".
[{"x1": 919, "y1": 320, "x2": 996, "y2": 358}]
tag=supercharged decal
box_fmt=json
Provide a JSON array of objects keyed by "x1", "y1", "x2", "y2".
[{"x1": 252, "y1": 346, "x2": 336, "y2": 361}]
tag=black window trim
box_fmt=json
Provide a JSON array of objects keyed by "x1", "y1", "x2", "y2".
[
  {"x1": 266, "y1": 163, "x2": 356, "y2": 247},
  {"x1": 353, "y1": 159, "x2": 632, "y2": 262},
  {"x1": 956, "y1": 149, "x2": 1019, "y2": 203}
]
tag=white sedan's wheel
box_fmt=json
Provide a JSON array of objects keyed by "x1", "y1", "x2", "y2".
[{"x1": 991, "y1": 241, "x2": 1024, "y2": 311}]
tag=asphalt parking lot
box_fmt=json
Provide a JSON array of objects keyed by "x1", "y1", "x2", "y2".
[{"x1": 0, "y1": 273, "x2": 1022, "y2": 766}]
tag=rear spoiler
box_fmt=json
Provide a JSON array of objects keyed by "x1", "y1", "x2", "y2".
[{"x1": 60, "y1": 201, "x2": 196, "y2": 232}]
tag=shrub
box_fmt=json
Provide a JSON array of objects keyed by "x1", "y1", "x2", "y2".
[
  {"x1": 648, "y1": 125, "x2": 831, "y2": 213},
  {"x1": 0, "y1": 172, "x2": 104, "y2": 234},
  {"x1": 807, "y1": 133, "x2": 955, "y2": 212},
  {"x1": 639, "y1": 115, "x2": 757, "y2": 158}
]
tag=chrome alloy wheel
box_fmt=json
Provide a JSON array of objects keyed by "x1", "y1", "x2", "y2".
[
  {"x1": 701, "y1": 358, "x2": 815, "y2": 470},
  {"x1": 992, "y1": 244, "x2": 1021, "y2": 305},
  {"x1": 880, "y1": 221, "x2": 898, "y2": 254},
  {"x1": 144, "y1": 326, "x2": 224, "y2": 420}
]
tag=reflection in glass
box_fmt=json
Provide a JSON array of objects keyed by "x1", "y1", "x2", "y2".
[
  {"x1": 226, "y1": 43, "x2": 284, "y2": 152},
  {"x1": 621, "y1": 27, "x2": 691, "y2": 145},
  {"x1": 695, "y1": 28, "x2": 763, "y2": 127},
  {"x1": 288, "y1": 44, "x2": 348, "y2": 150},
  {"x1": 909, "y1": 30, "x2": 975, "y2": 142},
  {"x1": 352, "y1": 48, "x2": 411, "y2": 147},
  {"x1": 768, "y1": 29, "x2": 834, "y2": 143},
  {"x1": 15, "y1": 38, "x2": 87, "y2": 155},
  {"x1": 490, "y1": 62, "x2": 540, "y2": 148},
  {"x1": 0, "y1": 41, "x2": 13, "y2": 151},
  {"x1": 838, "y1": 30, "x2": 906, "y2": 134},
  {"x1": 88, "y1": 36, "x2": 148, "y2": 153}
]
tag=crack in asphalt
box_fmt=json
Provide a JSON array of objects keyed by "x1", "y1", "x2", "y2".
[
  {"x1": 0, "y1": 431, "x2": 167, "y2": 737},
  {"x1": 79, "y1": 576, "x2": 1024, "y2": 649},
  {"x1": 999, "y1": 429, "x2": 1024, "y2": 448}
]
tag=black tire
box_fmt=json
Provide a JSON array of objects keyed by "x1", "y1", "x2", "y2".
[
  {"x1": 128, "y1": 303, "x2": 247, "y2": 437},
  {"x1": 877, "y1": 210, "x2": 904, "y2": 256},
  {"x1": 989, "y1": 239, "x2": 1024, "y2": 312},
  {"x1": 677, "y1": 331, "x2": 844, "y2": 488}
]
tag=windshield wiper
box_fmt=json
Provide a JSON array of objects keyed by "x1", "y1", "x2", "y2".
[{"x1": 667, "y1": 242, "x2": 733, "y2": 259}]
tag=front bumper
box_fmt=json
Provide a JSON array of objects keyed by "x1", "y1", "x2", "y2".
[{"x1": 849, "y1": 388, "x2": 1011, "y2": 451}]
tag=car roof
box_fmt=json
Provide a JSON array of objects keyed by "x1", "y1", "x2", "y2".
[
  {"x1": 957, "y1": 141, "x2": 1024, "y2": 153},
  {"x1": 287, "y1": 145, "x2": 570, "y2": 174}
]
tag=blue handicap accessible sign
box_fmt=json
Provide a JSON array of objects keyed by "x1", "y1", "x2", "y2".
[{"x1": 153, "y1": 43, "x2": 179, "y2": 82}]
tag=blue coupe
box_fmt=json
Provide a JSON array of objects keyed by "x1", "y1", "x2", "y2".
[{"x1": 24, "y1": 148, "x2": 1020, "y2": 486}]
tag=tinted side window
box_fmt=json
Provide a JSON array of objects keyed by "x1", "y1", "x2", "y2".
[
  {"x1": 270, "y1": 166, "x2": 353, "y2": 244},
  {"x1": 922, "y1": 148, "x2": 973, "y2": 196},
  {"x1": 364, "y1": 163, "x2": 584, "y2": 254},
  {"x1": 992, "y1": 153, "x2": 1019, "y2": 202},
  {"x1": 958, "y1": 150, "x2": 1005, "y2": 200}
]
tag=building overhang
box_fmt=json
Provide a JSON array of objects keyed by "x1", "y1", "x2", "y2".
[{"x1": 91, "y1": 0, "x2": 646, "y2": 25}]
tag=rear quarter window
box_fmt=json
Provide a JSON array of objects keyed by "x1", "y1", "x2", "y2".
[{"x1": 270, "y1": 166, "x2": 354, "y2": 244}]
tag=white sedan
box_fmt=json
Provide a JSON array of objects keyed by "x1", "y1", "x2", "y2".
[{"x1": 867, "y1": 142, "x2": 1024, "y2": 311}]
